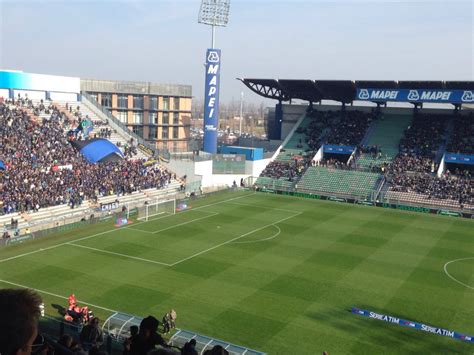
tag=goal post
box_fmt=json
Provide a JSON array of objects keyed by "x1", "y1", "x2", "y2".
[{"x1": 137, "y1": 198, "x2": 176, "y2": 221}]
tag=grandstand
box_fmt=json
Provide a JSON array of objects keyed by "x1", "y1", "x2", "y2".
[
  {"x1": 297, "y1": 166, "x2": 381, "y2": 199},
  {"x1": 356, "y1": 113, "x2": 413, "y2": 170},
  {"x1": 243, "y1": 79, "x2": 473, "y2": 212},
  {"x1": 1, "y1": 71, "x2": 473, "y2": 355}
]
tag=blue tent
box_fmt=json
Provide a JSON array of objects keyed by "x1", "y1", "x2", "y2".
[{"x1": 71, "y1": 138, "x2": 124, "y2": 163}]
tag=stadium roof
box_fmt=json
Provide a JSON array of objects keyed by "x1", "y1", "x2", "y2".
[{"x1": 238, "y1": 79, "x2": 474, "y2": 104}]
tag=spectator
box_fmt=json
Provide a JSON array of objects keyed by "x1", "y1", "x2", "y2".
[
  {"x1": 0, "y1": 101, "x2": 175, "y2": 214},
  {"x1": 130, "y1": 316, "x2": 168, "y2": 355},
  {"x1": 0, "y1": 288, "x2": 43, "y2": 355},
  {"x1": 80, "y1": 317, "x2": 104, "y2": 351},
  {"x1": 123, "y1": 325, "x2": 139, "y2": 355},
  {"x1": 203, "y1": 345, "x2": 229, "y2": 355},
  {"x1": 181, "y1": 339, "x2": 197, "y2": 355}
]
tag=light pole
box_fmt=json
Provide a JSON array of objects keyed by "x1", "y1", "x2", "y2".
[
  {"x1": 239, "y1": 91, "x2": 243, "y2": 136},
  {"x1": 198, "y1": 0, "x2": 231, "y2": 154}
]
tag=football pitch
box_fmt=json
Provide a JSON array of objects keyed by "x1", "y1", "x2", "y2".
[{"x1": 0, "y1": 190, "x2": 473, "y2": 354}]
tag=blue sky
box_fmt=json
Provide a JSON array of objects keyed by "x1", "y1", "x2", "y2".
[{"x1": 0, "y1": 0, "x2": 472, "y2": 104}]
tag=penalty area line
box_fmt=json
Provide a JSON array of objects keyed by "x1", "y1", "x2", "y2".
[
  {"x1": 65, "y1": 243, "x2": 173, "y2": 266},
  {"x1": 127, "y1": 211, "x2": 219, "y2": 234},
  {"x1": 0, "y1": 192, "x2": 254, "y2": 264}
]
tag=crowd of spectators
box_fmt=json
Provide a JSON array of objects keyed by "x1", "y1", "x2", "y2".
[
  {"x1": 260, "y1": 159, "x2": 307, "y2": 181},
  {"x1": 446, "y1": 112, "x2": 474, "y2": 154},
  {"x1": 385, "y1": 113, "x2": 474, "y2": 207},
  {"x1": 260, "y1": 108, "x2": 375, "y2": 182},
  {"x1": 323, "y1": 110, "x2": 373, "y2": 146},
  {"x1": 399, "y1": 113, "x2": 447, "y2": 157},
  {"x1": 97, "y1": 128, "x2": 112, "y2": 139},
  {"x1": 0, "y1": 100, "x2": 174, "y2": 214},
  {"x1": 317, "y1": 158, "x2": 353, "y2": 170},
  {"x1": 387, "y1": 172, "x2": 473, "y2": 207},
  {"x1": 388, "y1": 154, "x2": 436, "y2": 174},
  {"x1": 304, "y1": 109, "x2": 374, "y2": 150}
]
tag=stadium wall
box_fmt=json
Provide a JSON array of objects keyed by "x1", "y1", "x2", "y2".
[
  {"x1": 194, "y1": 158, "x2": 270, "y2": 188},
  {"x1": 279, "y1": 103, "x2": 472, "y2": 117},
  {"x1": 281, "y1": 104, "x2": 307, "y2": 140}
]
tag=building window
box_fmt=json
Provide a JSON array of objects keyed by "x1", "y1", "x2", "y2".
[
  {"x1": 133, "y1": 95, "x2": 144, "y2": 109},
  {"x1": 116, "y1": 110, "x2": 128, "y2": 123},
  {"x1": 173, "y1": 127, "x2": 179, "y2": 139},
  {"x1": 132, "y1": 126, "x2": 143, "y2": 137},
  {"x1": 90, "y1": 93, "x2": 98, "y2": 102},
  {"x1": 162, "y1": 126, "x2": 169, "y2": 139},
  {"x1": 163, "y1": 112, "x2": 170, "y2": 124},
  {"x1": 101, "y1": 94, "x2": 112, "y2": 107},
  {"x1": 118, "y1": 95, "x2": 128, "y2": 108},
  {"x1": 173, "y1": 97, "x2": 180, "y2": 110},
  {"x1": 133, "y1": 111, "x2": 143, "y2": 124},
  {"x1": 150, "y1": 112, "x2": 158, "y2": 124},
  {"x1": 163, "y1": 97, "x2": 169, "y2": 111},
  {"x1": 149, "y1": 126, "x2": 157, "y2": 139},
  {"x1": 173, "y1": 112, "x2": 179, "y2": 125},
  {"x1": 149, "y1": 96, "x2": 158, "y2": 110}
]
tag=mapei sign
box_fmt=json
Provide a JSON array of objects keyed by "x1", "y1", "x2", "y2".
[
  {"x1": 203, "y1": 48, "x2": 221, "y2": 154},
  {"x1": 356, "y1": 88, "x2": 474, "y2": 104},
  {"x1": 351, "y1": 307, "x2": 474, "y2": 343}
]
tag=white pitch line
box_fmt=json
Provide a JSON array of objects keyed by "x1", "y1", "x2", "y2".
[
  {"x1": 0, "y1": 279, "x2": 120, "y2": 313},
  {"x1": 224, "y1": 201, "x2": 303, "y2": 214},
  {"x1": 169, "y1": 211, "x2": 302, "y2": 266},
  {"x1": 231, "y1": 225, "x2": 281, "y2": 244},
  {"x1": 0, "y1": 192, "x2": 254, "y2": 264},
  {"x1": 443, "y1": 257, "x2": 474, "y2": 290},
  {"x1": 0, "y1": 225, "x2": 139, "y2": 264},
  {"x1": 66, "y1": 243, "x2": 172, "y2": 266},
  {"x1": 128, "y1": 211, "x2": 219, "y2": 234}
]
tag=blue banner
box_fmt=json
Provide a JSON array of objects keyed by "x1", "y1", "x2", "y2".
[
  {"x1": 203, "y1": 49, "x2": 221, "y2": 154},
  {"x1": 323, "y1": 145, "x2": 355, "y2": 154},
  {"x1": 352, "y1": 308, "x2": 474, "y2": 343},
  {"x1": 356, "y1": 88, "x2": 474, "y2": 104},
  {"x1": 444, "y1": 153, "x2": 474, "y2": 165}
]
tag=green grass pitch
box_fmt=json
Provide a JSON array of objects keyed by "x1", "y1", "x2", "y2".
[{"x1": 0, "y1": 190, "x2": 473, "y2": 354}]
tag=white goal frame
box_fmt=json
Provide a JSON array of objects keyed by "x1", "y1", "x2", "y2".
[{"x1": 137, "y1": 198, "x2": 176, "y2": 221}]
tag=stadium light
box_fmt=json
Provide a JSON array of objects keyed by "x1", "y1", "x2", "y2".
[
  {"x1": 198, "y1": 0, "x2": 231, "y2": 154},
  {"x1": 198, "y1": 0, "x2": 230, "y2": 48}
]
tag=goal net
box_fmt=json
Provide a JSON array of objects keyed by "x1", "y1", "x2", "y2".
[{"x1": 137, "y1": 198, "x2": 176, "y2": 221}]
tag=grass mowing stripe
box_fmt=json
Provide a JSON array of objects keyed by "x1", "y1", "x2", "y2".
[
  {"x1": 170, "y1": 211, "x2": 302, "y2": 266},
  {"x1": 1, "y1": 190, "x2": 473, "y2": 354}
]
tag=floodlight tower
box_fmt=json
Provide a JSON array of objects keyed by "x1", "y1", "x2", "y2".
[{"x1": 198, "y1": 0, "x2": 230, "y2": 154}]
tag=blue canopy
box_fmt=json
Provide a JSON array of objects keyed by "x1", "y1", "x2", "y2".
[
  {"x1": 72, "y1": 138, "x2": 124, "y2": 164},
  {"x1": 0, "y1": 160, "x2": 5, "y2": 170}
]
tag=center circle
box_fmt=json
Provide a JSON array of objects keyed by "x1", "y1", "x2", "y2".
[{"x1": 444, "y1": 257, "x2": 474, "y2": 290}]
